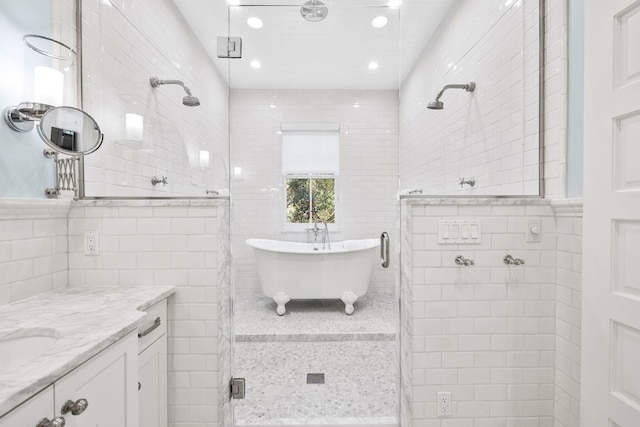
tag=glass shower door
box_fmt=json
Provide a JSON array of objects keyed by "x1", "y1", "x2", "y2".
[{"x1": 228, "y1": 3, "x2": 401, "y2": 426}]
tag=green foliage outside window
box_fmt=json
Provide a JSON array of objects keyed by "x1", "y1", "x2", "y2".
[{"x1": 286, "y1": 177, "x2": 335, "y2": 223}]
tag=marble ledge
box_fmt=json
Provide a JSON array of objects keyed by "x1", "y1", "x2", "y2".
[
  {"x1": 0, "y1": 285, "x2": 176, "y2": 417},
  {"x1": 399, "y1": 196, "x2": 551, "y2": 206},
  {"x1": 235, "y1": 332, "x2": 396, "y2": 343},
  {"x1": 0, "y1": 198, "x2": 73, "y2": 220},
  {"x1": 74, "y1": 197, "x2": 229, "y2": 208}
]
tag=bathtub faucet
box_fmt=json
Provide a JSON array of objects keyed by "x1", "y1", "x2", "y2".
[
  {"x1": 322, "y1": 221, "x2": 331, "y2": 250},
  {"x1": 305, "y1": 210, "x2": 323, "y2": 245}
]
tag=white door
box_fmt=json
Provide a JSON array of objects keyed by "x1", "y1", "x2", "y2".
[{"x1": 583, "y1": 1, "x2": 640, "y2": 426}]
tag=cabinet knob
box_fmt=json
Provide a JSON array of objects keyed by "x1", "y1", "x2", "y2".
[
  {"x1": 61, "y1": 398, "x2": 89, "y2": 415},
  {"x1": 36, "y1": 417, "x2": 66, "y2": 427}
]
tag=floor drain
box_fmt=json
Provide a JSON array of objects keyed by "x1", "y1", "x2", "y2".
[{"x1": 307, "y1": 373, "x2": 325, "y2": 384}]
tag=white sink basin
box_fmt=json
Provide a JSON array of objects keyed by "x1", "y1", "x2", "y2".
[{"x1": 0, "y1": 329, "x2": 60, "y2": 376}]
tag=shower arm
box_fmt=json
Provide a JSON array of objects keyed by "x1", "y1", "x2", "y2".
[
  {"x1": 150, "y1": 77, "x2": 193, "y2": 96},
  {"x1": 434, "y1": 82, "x2": 476, "y2": 102}
]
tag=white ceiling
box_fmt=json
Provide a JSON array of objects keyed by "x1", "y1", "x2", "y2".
[{"x1": 173, "y1": 0, "x2": 456, "y2": 90}]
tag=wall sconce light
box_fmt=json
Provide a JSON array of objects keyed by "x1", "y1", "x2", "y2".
[
  {"x1": 4, "y1": 35, "x2": 75, "y2": 133},
  {"x1": 125, "y1": 113, "x2": 144, "y2": 141},
  {"x1": 233, "y1": 166, "x2": 243, "y2": 180},
  {"x1": 199, "y1": 150, "x2": 210, "y2": 169}
]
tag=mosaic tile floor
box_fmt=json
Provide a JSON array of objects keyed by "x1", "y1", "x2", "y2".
[
  {"x1": 234, "y1": 341, "x2": 398, "y2": 426},
  {"x1": 233, "y1": 293, "x2": 399, "y2": 426}
]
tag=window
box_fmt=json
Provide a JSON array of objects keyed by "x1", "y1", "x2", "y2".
[
  {"x1": 281, "y1": 126, "x2": 339, "y2": 228},
  {"x1": 286, "y1": 176, "x2": 335, "y2": 223}
]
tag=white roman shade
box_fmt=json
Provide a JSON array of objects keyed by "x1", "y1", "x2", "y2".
[{"x1": 281, "y1": 129, "x2": 339, "y2": 174}]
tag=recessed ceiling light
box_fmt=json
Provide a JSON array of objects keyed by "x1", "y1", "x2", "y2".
[
  {"x1": 372, "y1": 16, "x2": 388, "y2": 28},
  {"x1": 247, "y1": 17, "x2": 263, "y2": 29},
  {"x1": 251, "y1": 60, "x2": 261, "y2": 69},
  {"x1": 368, "y1": 62, "x2": 379, "y2": 70},
  {"x1": 353, "y1": 102, "x2": 360, "y2": 108}
]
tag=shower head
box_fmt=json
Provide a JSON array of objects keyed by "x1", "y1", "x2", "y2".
[
  {"x1": 427, "y1": 81, "x2": 476, "y2": 110},
  {"x1": 150, "y1": 77, "x2": 200, "y2": 107},
  {"x1": 183, "y1": 95, "x2": 200, "y2": 107},
  {"x1": 301, "y1": 0, "x2": 328, "y2": 22},
  {"x1": 427, "y1": 100, "x2": 444, "y2": 110}
]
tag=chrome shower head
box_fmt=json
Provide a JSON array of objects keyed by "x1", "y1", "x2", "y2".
[
  {"x1": 427, "y1": 81, "x2": 475, "y2": 111},
  {"x1": 427, "y1": 100, "x2": 444, "y2": 110},
  {"x1": 301, "y1": 0, "x2": 328, "y2": 22},
  {"x1": 150, "y1": 77, "x2": 200, "y2": 107},
  {"x1": 183, "y1": 95, "x2": 200, "y2": 107}
]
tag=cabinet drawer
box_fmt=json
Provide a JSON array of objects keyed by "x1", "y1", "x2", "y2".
[{"x1": 137, "y1": 300, "x2": 167, "y2": 353}]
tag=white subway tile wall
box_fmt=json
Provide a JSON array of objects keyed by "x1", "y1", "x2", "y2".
[
  {"x1": 552, "y1": 203, "x2": 582, "y2": 427},
  {"x1": 81, "y1": 0, "x2": 229, "y2": 197},
  {"x1": 405, "y1": 200, "x2": 557, "y2": 427},
  {"x1": 400, "y1": 0, "x2": 547, "y2": 196},
  {"x1": 231, "y1": 89, "x2": 398, "y2": 294},
  {"x1": 0, "y1": 213, "x2": 69, "y2": 305},
  {"x1": 67, "y1": 202, "x2": 228, "y2": 427}
]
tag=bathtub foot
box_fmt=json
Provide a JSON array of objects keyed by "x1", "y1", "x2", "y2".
[
  {"x1": 273, "y1": 292, "x2": 290, "y2": 316},
  {"x1": 341, "y1": 291, "x2": 358, "y2": 315}
]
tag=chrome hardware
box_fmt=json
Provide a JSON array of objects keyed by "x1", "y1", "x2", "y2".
[
  {"x1": 230, "y1": 378, "x2": 246, "y2": 400},
  {"x1": 217, "y1": 36, "x2": 243, "y2": 58},
  {"x1": 408, "y1": 189, "x2": 422, "y2": 194},
  {"x1": 503, "y1": 254, "x2": 525, "y2": 265},
  {"x1": 322, "y1": 221, "x2": 331, "y2": 250},
  {"x1": 206, "y1": 189, "x2": 219, "y2": 195},
  {"x1": 37, "y1": 417, "x2": 66, "y2": 427},
  {"x1": 138, "y1": 316, "x2": 161, "y2": 338},
  {"x1": 151, "y1": 176, "x2": 168, "y2": 186},
  {"x1": 455, "y1": 255, "x2": 475, "y2": 266},
  {"x1": 61, "y1": 398, "x2": 88, "y2": 416},
  {"x1": 138, "y1": 382, "x2": 142, "y2": 391},
  {"x1": 43, "y1": 150, "x2": 80, "y2": 200},
  {"x1": 459, "y1": 177, "x2": 476, "y2": 188},
  {"x1": 43, "y1": 149, "x2": 57, "y2": 158},
  {"x1": 380, "y1": 232, "x2": 390, "y2": 268}
]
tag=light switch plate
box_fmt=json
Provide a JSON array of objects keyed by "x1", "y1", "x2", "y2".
[{"x1": 438, "y1": 219, "x2": 482, "y2": 244}]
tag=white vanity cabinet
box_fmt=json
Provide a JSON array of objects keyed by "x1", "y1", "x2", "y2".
[
  {"x1": 0, "y1": 331, "x2": 138, "y2": 427},
  {"x1": 54, "y1": 331, "x2": 138, "y2": 427},
  {"x1": 0, "y1": 386, "x2": 54, "y2": 426},
  {"x1": 137, "y1": 300, "x2": 168, "y2": 427}
]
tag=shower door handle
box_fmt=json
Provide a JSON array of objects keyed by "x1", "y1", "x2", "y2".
[{"x1": 380, "y1": 232, "x2": 390, "y2": 268}]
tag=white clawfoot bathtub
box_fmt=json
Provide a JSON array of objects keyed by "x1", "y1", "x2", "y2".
[{"x1": 246, "y1": 238, "x2": 379, "y2": 315}]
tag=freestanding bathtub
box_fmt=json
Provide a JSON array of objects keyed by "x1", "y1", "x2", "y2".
[{"x1": 246, "y1": 238, "x2": 379, "y2": 315}]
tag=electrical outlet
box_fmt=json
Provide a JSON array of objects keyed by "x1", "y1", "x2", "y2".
[
  {"x1": 437, "y1": 391, "x2": 451, "y2": 417},
  {"x1": 84, "y1": 230, "x2": 99, "y2": 255}
]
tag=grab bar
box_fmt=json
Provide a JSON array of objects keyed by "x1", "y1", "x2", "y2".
[{"x1": 380, "y1": 232, "x2": 390, "y2": 268}]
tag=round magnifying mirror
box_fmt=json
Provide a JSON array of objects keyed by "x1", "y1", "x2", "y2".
[{"x1": 37, "y1": 106, "x2": 104, "y2": 156}]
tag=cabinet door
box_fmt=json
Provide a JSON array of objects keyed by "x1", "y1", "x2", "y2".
[
  {"x1": 138, "y1": 336, "x2": 167, "y2": 427},
  {"x1": 54, "y1": 332, "x2": 138, "y2": 427},
  {"x1": 0, "y1": 385, "x2": 54, "y2": 427}
]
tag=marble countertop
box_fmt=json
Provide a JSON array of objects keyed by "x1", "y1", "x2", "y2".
[{"x1": 0, "y1": 285, "x2": 175, "y2": 417}]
